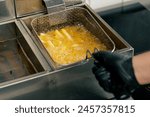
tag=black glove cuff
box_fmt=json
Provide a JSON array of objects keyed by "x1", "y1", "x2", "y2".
[{"x1": 123, "y1": 58, "x2": 140, "y2": 93}]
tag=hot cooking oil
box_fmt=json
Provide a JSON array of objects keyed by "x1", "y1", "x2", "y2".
[{"x1": 38, "y1": 24, "x2": 108, "y2": 65}]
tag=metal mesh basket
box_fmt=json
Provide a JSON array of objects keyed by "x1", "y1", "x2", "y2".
[{"x1": 31, "y1": 7, "x2": 115, "y2": 68}]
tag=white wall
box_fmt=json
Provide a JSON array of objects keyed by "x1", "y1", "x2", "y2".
[{"x1": 85, "y1": 0, "x2": 135, "y2": 11}]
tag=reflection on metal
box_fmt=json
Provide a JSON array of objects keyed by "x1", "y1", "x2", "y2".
[
  {"x1": 64, "y1": 0, "x2": 82, "y2": 6},
  {"x1": 14, "y1": 0, "x2": 83, "y2": 17},
  {"x1": 15, "y1": 0, "x2": 45, "y2": 17},
  {"x1": 43, "y1": 0, "x2": 65, "y2": 13},
  {"x1": 0, "y1": 0, "x2": 15, "y2": 22},
  {"x1": 138, "y1": 0, "x2": 150, "y2": 11}
]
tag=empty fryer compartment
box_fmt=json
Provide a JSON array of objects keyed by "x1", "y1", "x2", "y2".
[
  {"x1": 31, "y1": 7, "x2": 115, "y2": 68},
  {"x1": 0, "y1": 22, "x2": 44, "y2": 83}
]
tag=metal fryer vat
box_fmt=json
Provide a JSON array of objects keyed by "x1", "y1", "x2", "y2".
[
  {"x1": 0, "y1": 23, "x2": 36, "y2": 82},
  {"x1": 0, "y1": 22, "x2": 45, "y2": 81},
  {"x1": 31, "y1": 7, "x2": 115, "y2": 69},
  {"x1": 0, "y1": 21, "x2": 51, "y2": 99}
]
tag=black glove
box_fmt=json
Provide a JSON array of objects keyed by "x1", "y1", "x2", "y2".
[{"x1": 92, "y1": 51, "x2": 140, "y2": 99}]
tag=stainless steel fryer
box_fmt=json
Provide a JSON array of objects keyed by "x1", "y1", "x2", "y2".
[
  {"x1": 31, "y1": 7, "x2": 115, "y2": 69},
  {"x1": 0, "y1": 0, "x2": 134, "y2": 100},
  {"x1": 0, "y1": 17, "x2": 52, "y2": 98},
  {"x1": 0, "y1": 23, "x2": 36, "y2": 83}
]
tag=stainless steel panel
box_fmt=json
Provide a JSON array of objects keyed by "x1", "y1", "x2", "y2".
[
  {"x1": 64, "y1": 0, "x2": 82, "y2": 6},
  {"x1": 14, "y1": 0, "x2": 83, "y2": 17},
  {"x1": 0, "y1": 72, "x2": 48, "y2": 99},
  {"x1": 15, "y1": 0, "x2": 45, "y2": 17},
  {"x1": 0, "y1": 59, "x2": 114, "y2": 100},
  {"x1": 43, "y1": 0, "x2": 65, "y2": 13},
  {"x1": 0, "y1": 0, "x2": 15, "y2": 22}
]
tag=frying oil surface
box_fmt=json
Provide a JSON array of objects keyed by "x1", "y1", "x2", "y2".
[{"x1": 39, "y1": 24, "x2": 107, "y2": 65}]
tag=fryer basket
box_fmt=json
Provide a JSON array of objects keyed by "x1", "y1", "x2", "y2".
[{"x1": 31, "y1": 7, "x2": 115, "y2": 69}]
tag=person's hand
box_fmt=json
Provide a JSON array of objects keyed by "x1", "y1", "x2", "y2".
[{"x1": 92, "y1": 51, "x2": 140, "y2": 99}]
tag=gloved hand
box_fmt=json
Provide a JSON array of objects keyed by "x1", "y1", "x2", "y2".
[{"x1": 92, "y1": 51, "x2": 140, "y2": 99}]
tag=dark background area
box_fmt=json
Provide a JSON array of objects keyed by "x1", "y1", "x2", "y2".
[{"x1": 98, "y1": 2, "x2": 150, "y2": 99}]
